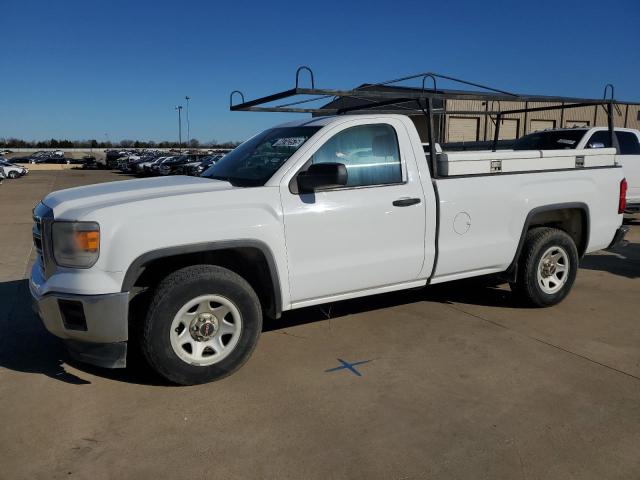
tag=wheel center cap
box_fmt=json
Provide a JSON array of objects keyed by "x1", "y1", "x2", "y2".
[
  {"x1": 199, "y1": 322, "x2": 215, "y2": 337},
  {"x1": 191, "y1": 314, "x2": 218, "y2": 341},
  {"x1": 542, "y1": 260, "x2": 556, "y2": 277}
]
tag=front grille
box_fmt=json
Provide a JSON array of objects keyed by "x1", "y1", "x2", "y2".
[
  {"x1": 32, "y1": 214, "x2": 44, "y2": 269},
  {"x1": 32, "y1": 202, "x2": 54, "y2": 276}
]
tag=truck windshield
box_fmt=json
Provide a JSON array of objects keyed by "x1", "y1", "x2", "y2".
[
  {"x1": 202, "y1": 126, "x2": 322, "y2": 186},
  {"x1": 512, "y1": 129, "x2": 587, "y2": 150}
]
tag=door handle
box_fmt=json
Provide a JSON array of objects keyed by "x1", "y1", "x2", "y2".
[{"x1": 392, "y1": 197, "x2": 421, "y2": 207}]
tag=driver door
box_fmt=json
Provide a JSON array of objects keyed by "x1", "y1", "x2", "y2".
[{"x1": 280, "y1": 120, "x2": 427, "y2": 305}]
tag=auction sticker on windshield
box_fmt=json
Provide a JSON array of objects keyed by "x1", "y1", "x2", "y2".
[{"x1": 272, "y1": 137, "x2": 307, "y2": 148}]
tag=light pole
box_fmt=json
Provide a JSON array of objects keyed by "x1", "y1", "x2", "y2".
[
  {"x1": 185, "y1": 96, "x2": 191, "y2": 147},
  {"x1": 175, "y1": 105, "x2": 183, "y2": 151}
]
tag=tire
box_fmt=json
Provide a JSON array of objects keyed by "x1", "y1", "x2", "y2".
[
  {"x1": 8, "y1": 171, "x2": 18, "y2": 179},
  {"x1": 141, "y1": 265, "x2": 262, "y2": 385},
  {"x1": 510, "y1": 227, "x2": 578, "y2": 307}
]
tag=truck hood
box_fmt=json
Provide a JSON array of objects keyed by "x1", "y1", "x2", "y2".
[{"x1": 44, "y1": 175, "x2": 234, "y2": 219}]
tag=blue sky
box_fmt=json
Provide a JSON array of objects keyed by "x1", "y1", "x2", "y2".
[{"x1": 2, "y1": 0, "x2": 639, "y2": 143}]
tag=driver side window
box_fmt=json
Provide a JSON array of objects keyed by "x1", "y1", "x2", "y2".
[{"x1": 311, "y1": 124, "x2": 402, "y2": 188}]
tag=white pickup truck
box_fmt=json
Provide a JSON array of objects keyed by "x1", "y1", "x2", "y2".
[
  {"x1": 30, "y1": 114, "x2": 628, "y2": 384},
  {"x1": 510, "y1": 126, "x2": 640, "y2": 212}
]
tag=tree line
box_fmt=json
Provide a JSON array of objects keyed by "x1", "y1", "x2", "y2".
[{"x1": 0, "y1": 138, "x2": 241, "y2": 149}]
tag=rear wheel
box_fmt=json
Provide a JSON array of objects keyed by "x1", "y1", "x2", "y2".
[
  {"x1": 510, "y1": 227, "x2": 578, "y2": 307},
  {"x1": 141, "y1": 265, "x2": 262, "y2": 385}
]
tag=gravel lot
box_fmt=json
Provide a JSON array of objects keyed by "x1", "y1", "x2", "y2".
[{"x1": 1, "y1": 170, "x2": 639, "y2": 479}]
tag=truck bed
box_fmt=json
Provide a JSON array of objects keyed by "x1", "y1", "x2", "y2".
[{"x1": 430, "y1": 164, "x2": 623, "y2": 284}]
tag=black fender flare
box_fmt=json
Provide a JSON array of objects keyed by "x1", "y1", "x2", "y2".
[
  {"x1": 505, "y1": 202, "x2": 590, "y2": 279},
  {"x1": 121, "y1": 239, "x2": 282, "y2": 318}
]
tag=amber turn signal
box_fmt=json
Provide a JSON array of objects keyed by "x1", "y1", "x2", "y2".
[{"x1": 74, "y1": 230, "x2": 100, "y2": 252}]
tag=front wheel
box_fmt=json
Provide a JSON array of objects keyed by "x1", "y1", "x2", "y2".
[
  {"x1": 510, "y1": 227, "x2": 578, "y2": 307},
  {"x1": 8, "y1": 171, "x2": 19, "y2": 179},
  {"x1": 141, "y1": 265, "x2": 262, "y2": 385}
]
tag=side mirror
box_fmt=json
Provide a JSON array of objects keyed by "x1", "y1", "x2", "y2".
[
  {"x1": 297, "y1": 162, "x2": 348, "y2": 193},
  {"x1": 588, "y1": 142, "x2": 605, "y2": 149}
]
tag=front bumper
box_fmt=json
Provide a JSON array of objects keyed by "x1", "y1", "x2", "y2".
[
  {"x1": 30, "y1": 278, "x2": 130, "y2": 368},
  {"x1": 607, "y1": 225, "x2": 629, "y2": 250}
]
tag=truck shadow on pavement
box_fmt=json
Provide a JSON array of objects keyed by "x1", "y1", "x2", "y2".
[
  {"x1": 0, "y1": 279, "x2": 91, "y2": 385},
  {"x1": 266, "y1": 276, "x2": 516, "y2": 332},
  {"x1": 0, "y1": 279, "x2": 169, "y2": 386},
  {"x1": 0, "y1": 276, "x2": 514, "y2": 386},
  {"x1": 580, "y1": 241, "x2": 640, "y2": 279}
]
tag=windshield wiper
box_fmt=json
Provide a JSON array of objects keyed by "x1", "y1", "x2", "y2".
[
  {"x1": 206, "y1": 174, "x2": 262, "y2": 187},
  {"x1": 208, "y1": 175, "x2": 232, "y2": 182}
]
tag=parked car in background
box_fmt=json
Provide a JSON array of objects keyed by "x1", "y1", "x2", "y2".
[
  {"x1": 134, "y1": 157, "x2": 154, "y2": 174},
  {"x1": 158, "y1": 155, "x2": 196, "y2": 175},
  {"x1": 28, "y1": 151, "x2": 68, "y2": 164},
  {"x1": 105, "y1": 150, "x2": 130, "y2": 169},
  {"x1": 121, "y1": 154, "x2": 141, "y2": 169},
  {"x1": 151, "y1": 156, "x2": 175, "y2": 175},
  {"x1": 152, "y1": 155, "x2": 199, "y2": 175},
  {"x1": 173, "y1": 160, "x2": 200, "y2": 176},
  {"x1": 116, "y1": 155, "x2": 135, "y2": 171},
  {"x1": 0, "y1": 158, "x2": 29, "y2": 178},
  {"x1": 181, "y1": 155, "x2": 223, "y2": 176},
  {"x1": 138, "y1": 156, "x2": 170, "y2": 175},
  {"x1": 122, "y1": 155, "x2": 154, "y2": 173},
  {"x1": 82, "y1": 157, "x2": 101, "y2": 170},
  {"x1": 513, "y1": 127, "x2": 640, "y2": 213}
]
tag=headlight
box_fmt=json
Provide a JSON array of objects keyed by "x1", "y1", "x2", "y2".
[{"x1": 52, "y1": 222, "x2": 100, "y2": 268}]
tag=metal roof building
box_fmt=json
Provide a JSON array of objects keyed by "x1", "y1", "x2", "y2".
[{"x1": 318, "y1": 84, "x2": 640, "y2": 147}]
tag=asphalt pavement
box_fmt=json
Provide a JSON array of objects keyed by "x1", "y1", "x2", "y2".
[{"x1": 1, "y1": 170, "x2": 639, "y2": 479}]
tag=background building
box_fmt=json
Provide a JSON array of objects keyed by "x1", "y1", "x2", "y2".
[{"x1": 320, "y1": 85, "x2": 640, "y2": 147}]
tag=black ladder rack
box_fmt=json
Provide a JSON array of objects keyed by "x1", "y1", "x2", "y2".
[{"x1": 229, "y1": 67, "x2": 636, "y2": 177}]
